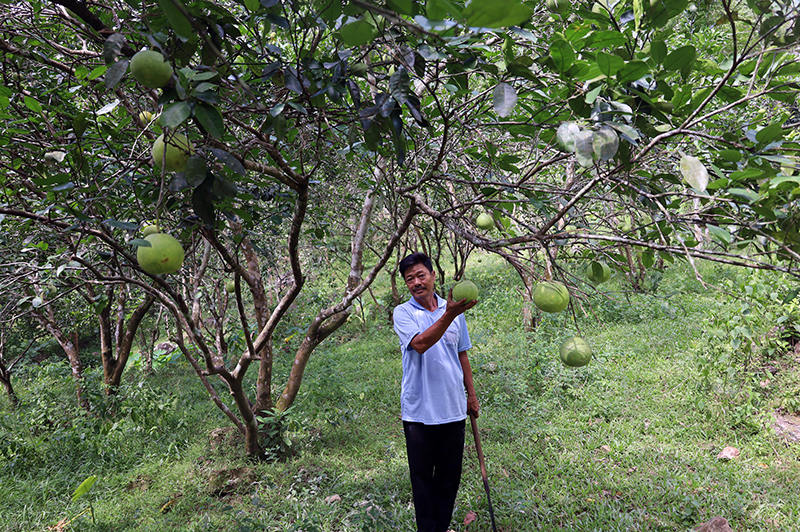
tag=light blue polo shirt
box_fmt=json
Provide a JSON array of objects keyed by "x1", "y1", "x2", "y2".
[{"x1": 393, "y1": 294, "x2": 472, "y2": 425}]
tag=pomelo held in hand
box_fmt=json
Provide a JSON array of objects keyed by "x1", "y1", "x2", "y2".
[
  {"x1": 559, "y1": 336, "x2": 592, "y2": 367},
  {"x1": 533, "y1": 281, "x2": 570, "y2": 313},
  {"x1": 152, "y1": 132, "x2": 194, "y2": 172},
  {"x1": 130, "y1": 50, "x2": 173, "y2": 89},
  {"x1": 137, "y1": 233, "x2": 184, "y2": 275},
  {"x1": 476, "y1": 213, "x2": 494, "y2": 230},
  {"x1": 452, "y1": 280, "x2": 478, "y2": 303}
]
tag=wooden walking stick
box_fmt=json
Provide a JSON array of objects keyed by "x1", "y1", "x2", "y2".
[{"x1": 469, "y1": 413, "x2": 498, "y2": 532}]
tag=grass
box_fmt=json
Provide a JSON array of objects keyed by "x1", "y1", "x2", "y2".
[{"x1": 2, "y1": 256, "x2": 800, "y2": 531}]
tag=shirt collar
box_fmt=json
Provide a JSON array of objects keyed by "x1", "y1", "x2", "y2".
[{"x1": 409, "y1": 293, "x2": 445, "y2": 311}]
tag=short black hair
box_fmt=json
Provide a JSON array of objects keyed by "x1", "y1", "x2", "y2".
[{"x1": 399, "y1": 252, "x2": 433, "y2": 277}]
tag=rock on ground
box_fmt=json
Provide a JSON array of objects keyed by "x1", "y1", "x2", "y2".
[{"x1": 771, "y1": 411, "x2": 800, "y2": 442}]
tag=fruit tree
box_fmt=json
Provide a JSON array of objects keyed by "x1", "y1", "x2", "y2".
[{"x1": 3, "y1": 0, "x2": 800, "y2": 457}]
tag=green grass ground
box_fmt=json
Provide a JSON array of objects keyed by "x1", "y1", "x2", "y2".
[{"x1": 2, "y1": 257, "x2": 800, "y2": 531}]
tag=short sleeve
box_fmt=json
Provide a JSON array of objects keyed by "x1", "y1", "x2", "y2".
[
  {"x1": 457, "y1": 314, "x2": 472, "y2": 352},
  {"x1": 393, "y1": 304, "x2": 422, "y2": 353}
]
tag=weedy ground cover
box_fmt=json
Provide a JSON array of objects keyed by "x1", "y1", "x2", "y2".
[{"x1": 2, "y1": 257, "x2": 800, "y2": 531}]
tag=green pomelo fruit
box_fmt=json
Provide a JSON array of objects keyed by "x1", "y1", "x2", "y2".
[
  {"x1": 476, "y1": 213, "x2": 494, "y2": 230},
  {"x1": 546, "y1": 0, "x2": 570, "y2": 14},
  {"x1": 586, "y1": 261, "x2": 611, "y2": 284},
  {"x1": 556, "y1": 122, "x2": 581, "y2": 153},
  {"x1": 137, "y1": 233, "x2": 185, "y2": 275},
  {"x1": 138, "y1": 111, "x2": 154, "y2": 123},
  {"x1": 130, "y1": 50, "x2": 173, "y2": 89},
  {"x1": 142, "y1": 224, "x2": 160, "y2": 237},
  {"x1": 452, "y1": 280, "x2": 479, "y2": 302},
  {"x1": 225, "y1": 280, "x2": 236, "y2": 294},
  {"x1": 152, "y1": 133, "x2": 194, "y2": 172},
  {"x1": 559, "y1": 336, "x2": 592, "y2": 367},
  {"x1": 533, "y1": 281, "x2": 570, "y2": 313}
]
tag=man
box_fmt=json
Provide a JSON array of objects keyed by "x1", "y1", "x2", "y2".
[{"x1": 392, "y1": 252, "x2": 480, "y2": 532}]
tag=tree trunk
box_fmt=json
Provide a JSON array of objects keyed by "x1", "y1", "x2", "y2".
[
  {"x1": 0, "y1": 360, "x2": 18, "y2": 407},
  {"x1": 96, "y1": 284, "x2": 155, "y2": 393},
  {"x1": 0, "y1": 334, "x2": 26, "y2": 407},
  {"x1": 46, "y1": 323, "x2": 88, "y2": 409}
]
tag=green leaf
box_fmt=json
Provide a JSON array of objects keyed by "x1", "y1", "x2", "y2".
[
  {"x1": 97, "y1": 99, "x2": 119, "y2": 115},
  {"x1": 756, "y1": 121, "x2": 785, "y2": 145},
  {"x1": 662, "y1": 45, "x2": 696, "y2": 72},
  {"x1": 24, "y1": 96, "x2": 42, "y2": 114},
  {"x1": 671, "y1": 85, "x2": 692, "y2": 109},
  {"x1": 160, "y1": 101, "x2": 191, "y2": 128},
  {"x1": 770, "y1": 174, "x2": 800, "y2": 188},
  {"x1": 212, "y1": 175, "x2": 239, "y2": 198},
  {"x1": 210, "y1": 148, "x2": 245, "y2": 176},
  {"x1": 389, "y1": 67, "x2": 412, "y2": 105},
  {"x1": 717, "y1": 149, "x2": 742, "y2": 162},
  {"x1": 157, "y1": 0, "x2": 195, "y2": 42},
  {"x1": 103, "y1": 33, "x2": 126, "y2": 65},
  {"x1": 633, "y1": 0, "x2": 644, "y2": 30},
  {"x1": 595, "y1": 52, "x2": 624, "y2": 77},
  {"x1": 585, "y1": 30, "x2": 626, "y2": 49},
  {"x1": 339, "y1": 20, "x2": 375, "y2": 46},
  {"x1": 493, "y1": 83, "x2": 517, "y2": 118},
  {"x1": 73, "y1": 112, "x2": 89, "y2": 138},
  {"x1": 679, "y1": 154, "x2": 708, "y2": 191},
  {"x1": 426, "y1": 0, "x2": 462, "y2": 20},
  {"x1": 387, "y1": 0, "x2": 414, "y2": 15},
  {"x1": 194, "y1": 103, "x2": 225, "y2": 138},
  {"x1": 463, "y1": 0, "x2": 532, "y2": 28},
  {"x1": 616, "y1": 60, "x2": 649, "y2": 84},
  {"x1": 605, "y1": 121, "x2": 640, "y2": 143},
  {"x1": 650, "y1": 40, "x2": 667, "y2": 64},
  {"x1": 318, "y1": 0, "x2": 342, "y2": 21},
  {"x1": 184, "y1": 154, "x2": 207, "y2": 188},
  {"x1": 130, "y1": 238, "x2": 152, "y2": 248},
  {"x1": 728, "y1": 187, "x2": 760, "y2": 203},
  {"x1": 782, "y1": 287, "x2": 800, "y2": 304},
  {"x1": 103, "y1": 219, "x2": 139, "y2": 230},
  {"x1": 105, "y1": 59, "x2": 128, "y2": 90},
  {"x1": 708, "y1": 225, "x2": 732, "y2": 245},
  {"x1": 549, "y1": 39, "x2": 575, "y2": 73}
]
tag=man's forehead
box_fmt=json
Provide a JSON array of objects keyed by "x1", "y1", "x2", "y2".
[{"x1": 404, "y1": 263, "x2": 433, "y2": 276}]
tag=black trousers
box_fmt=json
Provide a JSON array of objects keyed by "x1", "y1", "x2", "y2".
[{"x1": 403, "y1": 419, "x2": 466, "y2": 532}]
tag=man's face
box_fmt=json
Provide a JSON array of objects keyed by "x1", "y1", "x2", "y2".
[{"x1": 403, "y1": 263, "x2": 435, "y2": 301}]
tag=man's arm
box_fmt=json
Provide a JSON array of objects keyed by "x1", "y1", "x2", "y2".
[
  {"x1": 459, "y1": 350, "x2": 480, "y2": 418},
  {"x1": 408, "y1": 291, "x2": 476, "y2": 354}
]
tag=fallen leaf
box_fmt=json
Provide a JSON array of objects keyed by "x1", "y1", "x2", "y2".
[
  {"x1": 324, "y1": 494, "x2": 341, "y2": 504},
  {"x1": 464, "y1": 510, "x2": 477, "y2": 525},
  {"x1": 717, "y1": 446, "x2": 740, "y2": 460},
  {"x1": 600, "y1": 445, "x2": 611, "y2": 453}
]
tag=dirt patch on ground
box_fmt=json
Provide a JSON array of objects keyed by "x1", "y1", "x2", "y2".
[
  {"x1": 126, "y1": 475, "x2": 153, "y2": 491},
  {"x1": 208, "y1": 426, "x2": 244, "y2": 453},
  {"x1": 771, "y1": 411, "x2": 800, "y2": 442},
  {"x1": 208, "y1": 466, "x2": 258, "y2": 496}
]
